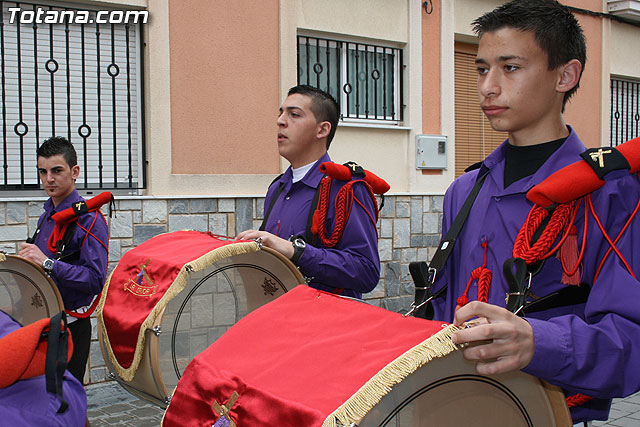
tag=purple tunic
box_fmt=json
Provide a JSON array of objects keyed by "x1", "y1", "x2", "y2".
[
  {"x1": 33, "y1": 190, "x2": 109, "y2": 310},
  {"x1": 0, "y1": 311, "x2": 87, "y2": 426},
  {"x1": 432, "y1": 127, "x2": 640, "y2": 422},
  {"x1": 262, "y1": 153, "x2": 380, "y2": 299}
]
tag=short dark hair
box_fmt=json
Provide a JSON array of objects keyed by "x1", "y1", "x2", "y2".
[
  {"x1": 472, "y1": 0, "x2": 586, "y2": 109},
  {"x1": 287, "y1": 85, "x2": 340, "y2": 149},
  {"x1": 37, "y1": 136, "x2": 78, "y2": 167}
]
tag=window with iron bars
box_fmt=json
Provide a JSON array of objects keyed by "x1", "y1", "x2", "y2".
[
  {"x1": 0, "y1": 1, "x2": 145, "y2": 192},
  {"x1": 610, "y1": 77, "x2": 639, "y2": 147},
  {"x1": 297, "y1": 35, "x2": 403, "y2": 123}
]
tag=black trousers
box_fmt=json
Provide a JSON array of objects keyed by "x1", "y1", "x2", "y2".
[{"x1": 67, "y1": 316, "x2": 91, "y2": 384}]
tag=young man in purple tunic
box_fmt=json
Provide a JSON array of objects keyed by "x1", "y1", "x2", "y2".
[
  {"x1": 19, "y1": 137, "x2": 108, "y2": 384},
  {"x1": 238, "y1": 85, "x2": 380, "y2": 299},
  {"x1": 431, "y1": 0, "x2": 640, "y2": 423}
]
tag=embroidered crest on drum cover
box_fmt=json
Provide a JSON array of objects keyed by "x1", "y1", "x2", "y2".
[
  {"x1": 262, "y1": 277, "x2": 278, "y2": 296},
  {"x1": 211, "y1": 391, "x2": 238, "y2": 427},
  {"x1": 124, "y1": 259, "x2": 157, "y2": 297},
  {"x1": 31, "y1": 294, "x2": 44, "y2": 309}
]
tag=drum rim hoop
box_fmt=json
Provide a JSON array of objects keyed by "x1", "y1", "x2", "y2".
[{"x1": 0, "y1": 254, "x2": 65, "y2": 317}]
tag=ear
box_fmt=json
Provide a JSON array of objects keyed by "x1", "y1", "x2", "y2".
[
  {"x1": 71, "y1": 165, "x2": 80, "y2": 181},
  {"x1": 557, "y1": 59, "x2": 582, "y2": 95},
  {"x1": 316, "y1": 121, "x2": 331, "y2": 140}
]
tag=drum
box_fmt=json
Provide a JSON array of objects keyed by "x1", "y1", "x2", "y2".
[
  {"x1": 163, "y1": 285, "x2": 571, "y2": 427},
  {"x1": 97, "y1": 231, "x2": 303, "y2": 407},
  {"x1": 358, "y1": 350, "x2": 570, "y2": 426},
  {"x1": 0, "y1": 254, "x2": 64, "y2": 325}
]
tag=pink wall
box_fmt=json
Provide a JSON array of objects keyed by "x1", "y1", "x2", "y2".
[
  {"x1": 169, "y1": 0, "x2": 281, "y2": 174},
  {"x1": 562, "y1": 0, "x2": 604, "y2": 148},
  {"x1": 422, "y1": 0, "x2": 443, "y2": 176}
]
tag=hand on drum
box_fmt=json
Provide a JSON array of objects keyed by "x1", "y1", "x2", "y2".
[
  {"x1": 236, "y1": 230, "x2": 294, "y2": 260},
  {"x1": 19, "y1": 243, "x2": 48, "y2": 266},
  {"x1": 452, "y1": 301, "x2": 535, "y2": 376}
]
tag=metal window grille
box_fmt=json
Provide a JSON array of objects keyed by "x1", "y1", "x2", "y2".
[
  {"x1": 0, "y1": 1, "x2": 145, "y2": 191},
  {"x1": 297, "y1": 35, "x2": 403, "y2": 122},
  {"x1": 610, "y1": 78, "x2": 640, "y2": 147}
]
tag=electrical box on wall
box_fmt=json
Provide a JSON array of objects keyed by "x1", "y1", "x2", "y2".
[{"x1": 416, "y1": 134, "x2": 447, "y2": 169}]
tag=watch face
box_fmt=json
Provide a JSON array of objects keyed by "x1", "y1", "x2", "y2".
[
  {"x1": 294, "y1": 238, "x2": 306, "y2": 248},
  {"x1": 43, "y1": 258, "x2": 54, "y2": 270}
]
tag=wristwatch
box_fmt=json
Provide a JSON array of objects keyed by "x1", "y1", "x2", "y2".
[
  {"x1": 290, "y1": 238, "x2": 306, "y2": 264},
  {"x1": 42, "y1": 258, "x2": 55, "y2": 273}
]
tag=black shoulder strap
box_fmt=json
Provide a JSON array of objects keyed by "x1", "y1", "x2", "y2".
[
  {"x1": 259, "y1": 181, "x2": 285, "y2": 232},
  {"x1": 304, "y1": 180, "x2": 323, "y2": 244},
  {"x1": 409, "y1": 169, "x2": 490, "y2": 318},
  {"x1": 55, "y1": 221, "x2": 78, "y2": 260},
  {"x1": 45, "y1": 311, "x2": 70, "y2": 413}
]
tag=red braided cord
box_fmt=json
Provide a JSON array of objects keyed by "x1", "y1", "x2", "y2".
[
  {"x1": 48, "y1": 222, "x2": 70, "y2": 253},
  {"x1": 312, "y1": 177, "x2": 378, "y2": 248},
  {"x1": 513, "y1": 202, "x2": 575, "y2": 264},
  {"x1": 476, "y1": 268, "x2": 492, "y2": 303},
  {"x1": 566, "y1": 393, "x2": 593, "y2": 408},
  {"x1": 457, "y1": 242, "x2": 492, "y2": 306}
]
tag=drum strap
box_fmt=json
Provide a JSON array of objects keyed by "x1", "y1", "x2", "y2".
[
  {"x1": 408, "y1": 168, "x2": 490, "y2": 319},
  {"x1": 45, "y1": 311, "x2": 70, "y2": 413}
]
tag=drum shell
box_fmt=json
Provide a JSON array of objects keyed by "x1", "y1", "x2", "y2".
[
  {"x1": 99, "y1": 245, "x2": 303, "y2": 407},
  {"x1": 358, "y1": 349, "x2": 571, "y2": 427},
  {"x1": 0, "y1": 254, "x2": 64, "y2": 325}
]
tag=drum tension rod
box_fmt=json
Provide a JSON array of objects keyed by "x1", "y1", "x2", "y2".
[{"x1": 147, "y1": 325, "x2": 162, "y2": 336}]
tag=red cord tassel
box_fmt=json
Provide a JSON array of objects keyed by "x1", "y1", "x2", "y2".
[{"x1": 558, "y1": 225, "x2": 581, "y2": 285}]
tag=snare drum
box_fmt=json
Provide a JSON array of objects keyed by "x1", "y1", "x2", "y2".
[
  {"x1": 164, "y1": 285, "x2": 571, "y2": 427},
  {"x1": 0, "y1": 254, "x2": 64, "y2": 325},
  {"x1": 97, "y1": 231, "x2": 303, "y2": 406}
]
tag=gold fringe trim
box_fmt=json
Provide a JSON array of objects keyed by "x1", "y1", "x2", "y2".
[
  {"x1": 322, "y1": 323, "x2": 462, "y2": 427},
  {"x1": 97, "y1": 237, "x2": 259, "y2": 381}
]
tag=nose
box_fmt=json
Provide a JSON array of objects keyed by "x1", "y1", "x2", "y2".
[
  {"x1": 478, "y1": 69, "x2": 500, "y2": 99},
  {"x1": 46, "y1": 171, "x2": 55, "y2": 182},
  {"x1": 277, "y1": 111, "x2": 286, "y2": 127}
]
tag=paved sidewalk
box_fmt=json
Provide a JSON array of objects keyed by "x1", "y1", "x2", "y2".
[
  {"x1": 87, "y1": 381, "x2": 640, "y2": 426},
  {"x1": 86, "y1": 382, "x2": 164, "y2": 426}
]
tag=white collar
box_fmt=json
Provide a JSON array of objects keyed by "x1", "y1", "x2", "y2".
[{"x1": 291, "y1": 161, "x2": 316, "y2": 183}]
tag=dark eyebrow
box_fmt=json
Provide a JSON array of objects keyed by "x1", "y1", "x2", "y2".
[{"x1": 475, "y1": 55, "x2": 526, "y2": 65}]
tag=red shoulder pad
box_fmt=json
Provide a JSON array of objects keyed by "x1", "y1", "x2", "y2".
[
  {"x1": 527, "y1": 137, "x2": 640, "y2": 207},
  {"x1": 51, "y1": 191, "x2": 113, "y2": 225},
  {"x1": 0, "y1": 316, "x2": 73, "y2": 388},
  {"x1": 319, "y1": 162, "x2": 352, "y2": 181},
  {"x1": 319, "y1": 162, "x2": 390, "y2": 195}
]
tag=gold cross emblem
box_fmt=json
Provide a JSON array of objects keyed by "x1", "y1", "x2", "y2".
[
  {"x1": 346, "y1": 161, "x2": 360, "y2": 172},
  {"x1": 212, "y1": 391, "x2": 239, "y2": 427},
  {"x1": 588, "y1": 148, "x2": 612, "y2": 168}
]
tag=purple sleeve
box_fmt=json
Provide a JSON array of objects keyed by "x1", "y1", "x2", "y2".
[
  {"x1": 51, "y1": 211, "x2": 109, "y2": 298},
  {"x1": 296, "y1": 182, "x2": 380, "y2": 294},
  {"x1": 524, "y1": 260, "x2": 640, "y2": 398}
]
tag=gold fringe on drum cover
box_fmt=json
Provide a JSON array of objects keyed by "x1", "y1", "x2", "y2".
[
  {"x1": 97, "y1": 235, "x2": 259, "y2": 382},
  {"x1": 324, "y1": 323, "x2": 462, "y2": 427}
]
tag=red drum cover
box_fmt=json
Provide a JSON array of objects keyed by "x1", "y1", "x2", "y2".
[{"x1": 164, "y1": 285, "x2": 458, "y2": 427}]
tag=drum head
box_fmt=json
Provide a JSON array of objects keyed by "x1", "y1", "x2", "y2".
[
  {"x1": 103, "y1": 245, "x2": 303, "y2": 406},
  {"x1": 359, "y1": 350, "x2": 571, "y2": 427},
  {"x1": 158, "y1": 247, "x2": 301, "y2": 392},
  {"x1": 0, "y1": 255, "x2": 64, "y2": 325}
]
